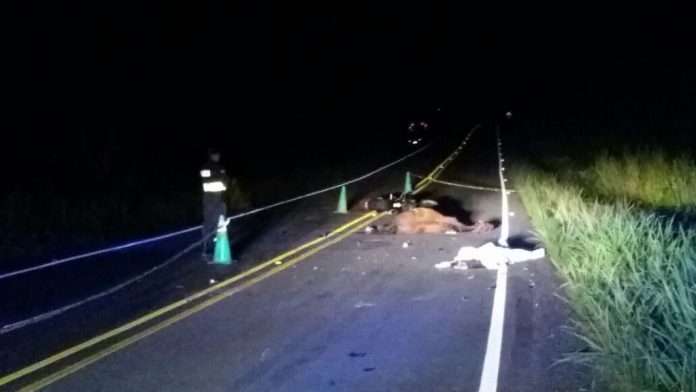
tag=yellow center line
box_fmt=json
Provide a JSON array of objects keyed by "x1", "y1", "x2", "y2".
[
  {"x1": 4, "y1": 126, "x2": 478, "y2": 389},
  {"x1": 414, "y1": 125, "x2": 478, "y2": 190},
  {"x1": 0, "y1": 212, "x2": 378, "y2": 388},
  {"x1": 20, "y1": 212, "x2": 386, "y2": 392}
]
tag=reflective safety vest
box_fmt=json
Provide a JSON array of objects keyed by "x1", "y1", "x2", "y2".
[{"x1": 200, "y1": 162, "x2": 228, "y2": 193}]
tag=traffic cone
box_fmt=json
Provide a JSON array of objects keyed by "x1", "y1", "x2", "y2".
[
  {"x1": 213, "y1": 215, "x2": 233, "y2": 265},
  {"x1": 403, "y1": 171, "x2": 413, "y2": 194},
  {"x1": 336, "y1": 185, "x2": 348, "y2": 214}
]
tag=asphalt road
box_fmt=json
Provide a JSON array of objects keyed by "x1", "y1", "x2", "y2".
[{"x1": 1, "y1": 125, "x2": 591, "y2": 391}]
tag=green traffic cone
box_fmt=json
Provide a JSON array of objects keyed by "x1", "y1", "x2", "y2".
[
  {"x1": 214, "y1": 215, "x2": 233, "y2": 265},
  {"x1": 336, "y1": 185, "x2": 348, "y2": 214},
  {"x1": 403, "y1": 171, "x2": 413, "y2": 194}
]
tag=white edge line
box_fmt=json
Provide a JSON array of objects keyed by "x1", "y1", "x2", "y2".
[
  {"x1": 478, "y1": 264, "x2": 508, "y2": 392},
  {"x1": 478, "y1": 125, "x2": 510, "y2": 392}
]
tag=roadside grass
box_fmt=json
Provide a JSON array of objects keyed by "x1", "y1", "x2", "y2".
[
  {"x1": 582, "y1": 150, "x2": 696, "y2": 208},
  {"x1": 514, "y1": 153, "x2": 696, "y2": 391}
]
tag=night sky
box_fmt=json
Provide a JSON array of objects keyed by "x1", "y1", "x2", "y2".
[{"x1": 5, "y1": 2, "x2": 696, "y2": 188}]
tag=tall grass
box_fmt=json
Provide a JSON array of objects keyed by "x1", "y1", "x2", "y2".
[
  {"x1": 583, "y1": 150, "x2": 696, "y2": 208},
  {"x1": 515, "y1": 163, "x2": 696, "y2": 391}
]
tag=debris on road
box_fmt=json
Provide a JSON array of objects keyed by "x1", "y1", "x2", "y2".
[
  {"x1": 434, "y1": 260, "x2": 472, "y2": 270},
  {"x1": 354, "y1": 301, "x2": 376, "y2": 308},
  {"x1": 453, "y1": 262, "x2": 469, "y2": 270},
  {"x1": 348, "y1": 352, "x2": 367, "y2": 358},
  {"x1": 435, "y1": 242, "x2": 545, "y2": 270},
  {"x1": 260, "y1": 348, "x2": 271, "y2": 362},
  {"x1": 402, "y1": 241, "x2": 412, "y2": 248}
]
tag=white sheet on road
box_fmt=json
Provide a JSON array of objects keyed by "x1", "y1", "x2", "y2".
[{"x1": 435, "y1": 242, "x2": 545, "y2": 270}]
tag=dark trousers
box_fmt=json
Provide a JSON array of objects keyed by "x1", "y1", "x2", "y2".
[{"x1": 202, "y1": 193, "x2": 227, "y2": 256}]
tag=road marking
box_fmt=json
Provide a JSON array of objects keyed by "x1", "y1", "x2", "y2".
[
  {"x1": 414, "y1": 125, "x2": 479, "y2": 190},
  {"x1": 479, "y1": 124, "x2": 511, "y2": 392},
  {"x1": 495, "y1": 126, "x2": 509, "y2": 248},
  {"x1": 5, "y1": 129, "x2": 478, "y2": 389},
  {"x1": 478, "y1": 264, "x2": 508, "y2": 392},
  {"x1": 20, "y1": 212, "x2": 386, "y2": 391},
  {"x1": 0, "y1": 211, "x2": 379, "y2": 388},
  {"x1": 411, "y1": 176, "x2": 516, "y2": 193}
]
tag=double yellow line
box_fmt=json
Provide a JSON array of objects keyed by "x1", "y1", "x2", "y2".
[
  {"x1": 1, "y1": 212, "x2": 381, "y2": 390},
  {"x1": 12, "y1": 212, "x2": 385, "y2": 391},
  {"x1": 2, "y1": 127, "x2": 477, "y2": 390},
  {"x1": 414, "y1": 124, "x2": 479, "y2": 194}
]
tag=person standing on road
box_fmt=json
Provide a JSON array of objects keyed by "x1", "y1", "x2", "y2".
[{"x1": 200, "y1": 148, "x2": 229, "y2": 260}]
